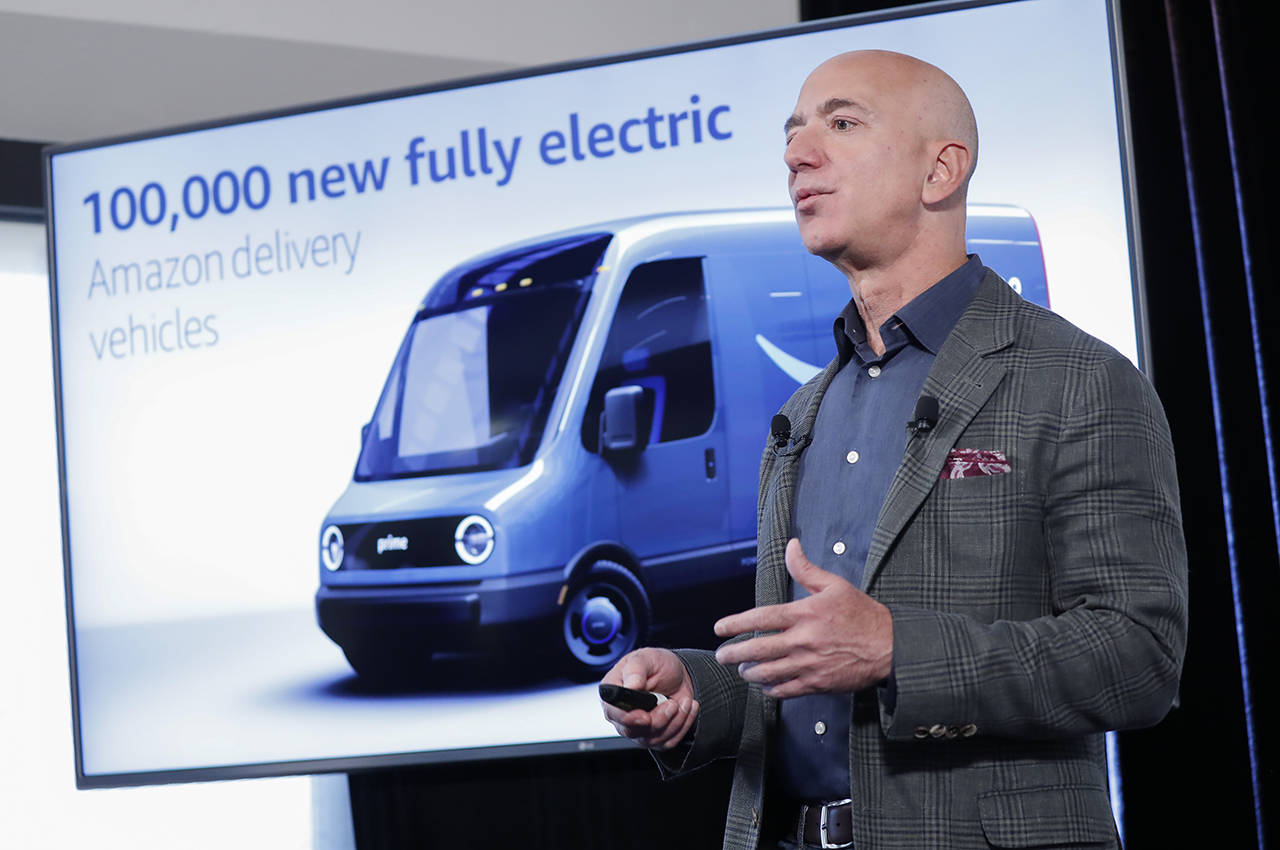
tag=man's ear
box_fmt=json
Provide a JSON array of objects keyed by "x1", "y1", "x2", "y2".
[{"x1": 922, "y1": 141, "x2": 972, "y2": 207}]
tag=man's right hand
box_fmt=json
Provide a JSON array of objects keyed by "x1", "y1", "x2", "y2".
[{"x1": 600, "y1": 647, "x2": 699, "y2": 750}]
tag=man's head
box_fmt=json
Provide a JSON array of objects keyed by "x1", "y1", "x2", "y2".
[{"x1": 784, "y1": 50, "x2": 977, "y2": 274}]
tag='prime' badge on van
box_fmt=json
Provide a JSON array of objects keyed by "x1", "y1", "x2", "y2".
[{"x1": 376, "y1": 535, "x2": 409, "y2": 554}]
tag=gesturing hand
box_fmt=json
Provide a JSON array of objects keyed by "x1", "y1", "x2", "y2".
[{"x1": 713, "y1": 538, "x2": 893, "y2": 699}]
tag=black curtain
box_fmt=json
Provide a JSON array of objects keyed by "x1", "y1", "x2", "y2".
[
  {"x1": 349, "y1": 749, "x2": 735, "y2": 848},
  {"x1": 1115, "y1": 2, "x2": 1276, "y2": 847}
]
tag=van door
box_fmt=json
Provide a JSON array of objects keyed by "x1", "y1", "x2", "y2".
[
  {"x1": 580, "y1": 258, "x2": 731, "y2": 596},
  {"x1": 703, "y1": 251, "x2": 824, "y2": 545}
]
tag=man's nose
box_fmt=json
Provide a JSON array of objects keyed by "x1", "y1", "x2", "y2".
[{"x1": 784, "y1": 124, "x2": 820, "y2": 171}]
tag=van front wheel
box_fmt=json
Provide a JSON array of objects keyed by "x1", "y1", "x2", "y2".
[{"x1": 561, "y1": 560, "x2": 650, "y2": 679}]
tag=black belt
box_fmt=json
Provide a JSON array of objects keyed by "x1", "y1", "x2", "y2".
[{"x1": 792, "y1": 798, "x2": 854, "y2": 849}]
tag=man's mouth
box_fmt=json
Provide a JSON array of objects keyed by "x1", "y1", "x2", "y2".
[{"x1": 792, "y1": 188, "x2": 829, "y2": 209}]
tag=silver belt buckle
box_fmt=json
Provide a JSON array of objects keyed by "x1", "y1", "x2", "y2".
[{"x1": 819, "y1": 798, "x2": 853, "y2": 849}]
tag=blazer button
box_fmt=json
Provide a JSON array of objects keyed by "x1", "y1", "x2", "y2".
[
  {"x1": 929, "y1": 724, "x2": 947, "y2": 738},
  {"x1": 945, "y1": 726, "x2": 959, "y2": 739},
  {"x1": 914, "y1": 726, "x2": 929, "y2": 739},
  {"x1": 961, "y1": 723, "x2": 978, "y2": 737}
]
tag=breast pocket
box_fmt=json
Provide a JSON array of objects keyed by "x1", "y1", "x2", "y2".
[
  {"x1": 886, "y1": 455, "x2": 1044, "y2": 615},
  {"x1": 927, "y1": 461, "x2": 1021, "y2": 527}
]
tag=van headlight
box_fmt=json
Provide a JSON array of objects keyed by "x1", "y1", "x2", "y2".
[
  {"x1": 454, "y1": 515, "x2": 494, "y2": 564},
  {"x1": 320, "y1": 525, "x2": 344, "y2": 571}
]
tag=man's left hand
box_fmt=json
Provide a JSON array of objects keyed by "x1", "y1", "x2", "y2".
[{"x1": 713, "y1": 538, "x2": 893, "y2": 698}]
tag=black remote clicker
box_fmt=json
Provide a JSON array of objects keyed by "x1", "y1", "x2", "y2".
[{"x1": 598, "y1": 683, "x2": 667, "y2": 712}]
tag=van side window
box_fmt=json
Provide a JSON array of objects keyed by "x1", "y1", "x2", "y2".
[{"x1": 582, "y1": 258, "x2": 714, "y2": 452}]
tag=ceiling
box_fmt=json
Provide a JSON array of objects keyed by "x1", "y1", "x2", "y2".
[{"x1": 0, "y1": 1, "x2": 798, "y2": 143}]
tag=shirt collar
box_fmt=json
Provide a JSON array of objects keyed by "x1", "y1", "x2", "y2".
[{"x1": 833, "y1": 254, "x2": 985, "y2": 363}]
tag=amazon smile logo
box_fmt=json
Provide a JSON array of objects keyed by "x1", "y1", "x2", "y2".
[{"x1": 755, "y1": 334, "x2": 822, "y2": 384}]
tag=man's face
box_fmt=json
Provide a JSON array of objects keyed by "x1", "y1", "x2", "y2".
[{"x1": 784, "y1": 55, "x2": 931, "y2": 268}]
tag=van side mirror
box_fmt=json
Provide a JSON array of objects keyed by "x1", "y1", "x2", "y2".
[{"x1": 599, "y1": 385, "x2": 651, "y2": 454}]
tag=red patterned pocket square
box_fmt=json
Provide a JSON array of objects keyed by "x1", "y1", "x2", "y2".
[{"x1": 940, "y1": 448, "x2": 1011, "y2": 480}]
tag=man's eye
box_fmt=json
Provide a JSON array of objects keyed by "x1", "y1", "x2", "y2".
[{"x1": 833, "y1": 118, "x2": 855, "y2": 131}]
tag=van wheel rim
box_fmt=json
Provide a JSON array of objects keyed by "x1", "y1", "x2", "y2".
[{"x1": 562, "y1": 582, "x2": 637, "y2": 666}]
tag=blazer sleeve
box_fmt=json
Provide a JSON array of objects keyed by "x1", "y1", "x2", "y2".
[
  {"x1": 648, "y1": 648, "x2": 748, "y2": 778},
  {"x1": 880, "y1": 354, "x2": 1189, "y2": 741}
]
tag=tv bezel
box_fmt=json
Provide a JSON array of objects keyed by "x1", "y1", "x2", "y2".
[{"x1": 43, "y1": 0, "x2": 1143, "y2": 788}]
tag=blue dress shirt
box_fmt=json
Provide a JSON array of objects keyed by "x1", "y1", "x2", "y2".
[{"x1": 772, "y1": 255, "x2": 986, "y2": 801}]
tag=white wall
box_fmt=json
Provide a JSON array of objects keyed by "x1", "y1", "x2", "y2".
[
  {"x1": 0, "y1": 218, "x2": 318, "y2": 849},
  {"x1": 0, "y1": 1, "x2": 799, "y2": 141},
  {"x1": 0, "y1": 0, "x2": 799, "y2": 64}
]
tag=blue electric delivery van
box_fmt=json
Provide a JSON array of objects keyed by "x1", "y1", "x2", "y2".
[{"x1": 315, "y1": 206, "x2": 1048, "y2": 682}]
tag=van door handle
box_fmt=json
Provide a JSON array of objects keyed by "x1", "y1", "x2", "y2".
[{"x1": 704, "y1": 448, "x2": 717, "y2": 480}]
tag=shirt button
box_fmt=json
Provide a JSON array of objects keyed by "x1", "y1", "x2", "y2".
[
  {"x1": 814, "y1": 721, "x2": 827, "y2": 736},
  {"x1": 846, "y1": 450, "x2": 860, "y2": 464},
  {"x1": 868, "y1": 365, "x2": 882, "y2": 378},
  {"x1": 832, "y1": 541, "x2": 846, "y2": 556}
]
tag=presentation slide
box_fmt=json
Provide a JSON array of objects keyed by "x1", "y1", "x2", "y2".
[{"x1": 47, "y1": 0, "x2": 1135, "y2": 785}]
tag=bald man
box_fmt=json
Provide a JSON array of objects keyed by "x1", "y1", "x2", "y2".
[{"x1": 601, "y1": 51, "x2": 1187, "y2": 850}]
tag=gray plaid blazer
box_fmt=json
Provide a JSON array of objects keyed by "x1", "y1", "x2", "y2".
[{"x1": 660, "y1": 270, "x2": 1188, "y2": 850}]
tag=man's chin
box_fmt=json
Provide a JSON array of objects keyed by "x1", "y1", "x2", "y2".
[{"x1": 797, "y1": 226, "x2": 844, "y2": 260}]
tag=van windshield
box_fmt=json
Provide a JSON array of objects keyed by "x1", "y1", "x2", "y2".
[{"x1": 355, "y1": 233, "x2": 610, "y2": 480}]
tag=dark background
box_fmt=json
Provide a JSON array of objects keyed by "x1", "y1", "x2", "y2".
[{"x1": 4, "y1": 0, "x2": 1273, "y2": 846}]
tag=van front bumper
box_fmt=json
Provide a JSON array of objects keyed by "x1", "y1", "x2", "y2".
[{"x1": 316, "y1": 566, "x2": 565, "y2": 653}]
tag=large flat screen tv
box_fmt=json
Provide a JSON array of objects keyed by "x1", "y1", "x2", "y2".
[{"x1": 47, "y1": 0, "x2": 1142, "y2": 787}]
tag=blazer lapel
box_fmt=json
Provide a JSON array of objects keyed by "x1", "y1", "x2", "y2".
[{"x1": 862, "y1": 271, "x2": 1018, "y2": 591}]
